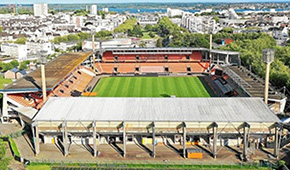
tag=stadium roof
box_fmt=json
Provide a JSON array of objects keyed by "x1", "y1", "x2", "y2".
[
  {"x1": 103, "y1": 47, "x2": 240, "y2": 55},
  {"x1": 34, "y1": 97, "x2": 280, "y2": 123},
  {"x1": 104, "y1": 47, "x2": 207, "y2": 51},
  {"x1": 1, "y1": 52, "x2": 92, "y2": 92}
]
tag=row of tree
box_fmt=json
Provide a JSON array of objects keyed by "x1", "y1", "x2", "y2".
[
  {"x1": 53, "y1": 32, "x2": 91, "y2": 44},
  {"x1": 154, "y1": 17, "x2": 290, "y2": 91},
  {"x1": 113, "y1": 18, "x2": 137, "y2": 34},
  {"x1": 0, "y1": 60, "x2": 32, "y2": 72}
]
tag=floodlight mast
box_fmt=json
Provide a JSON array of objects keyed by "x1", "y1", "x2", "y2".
[
  {"x1": 262, "y1": 49, "x2": 275, "y2": 104},
  {"x1": 40, "y1": 50, "x2": 47, "y2": 102},
  {"x1": 209, "y1": 23, "x2": 214, "y2": 67},
  {"x1": 91, "y1": 28, "x2": 96, "y2": 73}
]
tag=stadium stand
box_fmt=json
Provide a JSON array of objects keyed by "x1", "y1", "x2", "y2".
[{"x1": 95, "y1": 48, "x2": 219, "y2": 74}]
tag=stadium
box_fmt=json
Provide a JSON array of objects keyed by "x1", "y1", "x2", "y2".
[{"x1": 0, "y1": 47, "x2": 288, "y2": 161}]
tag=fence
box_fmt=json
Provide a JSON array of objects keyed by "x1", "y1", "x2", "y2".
[{"x1": 26, "y1": 158, "x2": 278, "y2": 170}]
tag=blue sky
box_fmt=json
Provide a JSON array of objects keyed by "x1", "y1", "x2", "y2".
[{"x1": 1, "y1": 0, "x2": 290, "y2": 4}]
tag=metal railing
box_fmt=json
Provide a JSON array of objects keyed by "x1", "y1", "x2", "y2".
[{"x1": 223, "y1": 67, "x2": 252, "y2": 89}]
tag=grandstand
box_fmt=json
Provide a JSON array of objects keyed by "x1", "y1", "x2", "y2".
[
  {"x1": 94, "y1": 48, "x2": 240, "y2": 74},
  {"x1": 32, "y1": 97, "x2": 282, "y2": 160},
  {"x1": 0, "y1": 52, "x2": 93, "y2": 123}
]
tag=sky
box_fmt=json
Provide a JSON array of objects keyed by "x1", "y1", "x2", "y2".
[{"x1": 1, "y1": 0, "x2": 290, "y2": 4}]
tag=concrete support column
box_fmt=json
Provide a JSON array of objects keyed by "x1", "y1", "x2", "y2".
[
  {"x1": 63, "y1": 121, "x2": 69, "y2": 157},
  {"x1": 237, "y1": 137, "x2": 240, "y2": 147},
  {"x1": 1, "y1": 93, "x2": 8, "y2": 123},
  {"x1": 20, "y1": 118, "x2": 25, "y2": 128},
  {"x1": 33, "y1": 123, "x2": 40, "y2": 155},
  {"x1": 152, "y1": 122, "x2": 156, "y2": 158},
  {"x1": 243, "y1": 123, "x2": 250, "y2": 161},
  {"x1": 183, "y1": 122, "x2": 187, "y2": 158},
  {"x1": 93, "y1": 121, "x2": 97, "y2": 157},
  {"x1": 274, "y1": 125, "x2": 280, "y2": 158},
  {"x1": 123, "y1": 121, "x2": 126, "y2": 157},
  {"x1": 213, "y1": 124, "x2": 218, "y2": 159},
  {"x1": 226, "y1": 53, "x2": 229, "y2": 65}
]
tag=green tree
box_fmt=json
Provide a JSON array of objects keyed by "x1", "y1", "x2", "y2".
[
  {"x1": 149, "y1": 32, "x2": 155, "y2": 38},
  {"x1": 19, "y1": 60, "x2": 30, "y2": 70},
  {"x1": 14, "y1": 37, "x2": 27, "y2": 44},
  {"x1": 95, "y1": 30, "x2": 112, "y2": 39},
  {"x1": 114, "y1": 18, "x2": 137, "y2": 34},
  {"x1": 67, "y1": 34, "x2": 80, "y2": 41},
  {"x1": 220, "y1": 27, "x2": 234, "y2": 34},
  {"x1": 156, "y1": 38, "x2": 163, "y2": 47},
  {"x1": 10, "y1": 60, "x2": 19, "y2": 68},
  {"x1": 139, "y1": 41, "x2": 146, "y2": 47},
  {"x1": 144, "y1": 24, "x2": 153, "y2": 32},
  {"x1": 213, "y1": 16, "x2": 220, "y2": 23},
  {"x1": 0, "y1": 26, "x2": 3, "y2": 33},
  {"x1": 128, "y1": 25, "x2": 143, "y2": 37},
  {"x1": 0, "y1": 139, "x2": 11, "y2": 170}
]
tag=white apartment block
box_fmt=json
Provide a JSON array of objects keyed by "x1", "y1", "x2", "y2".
[
  {"x1": 1, "y1": 43, "x2": 27, "y2": 61},
  {"x1": 26, "y1": 42, "x2": 54, "y2": 55},
  {"x1": 271, "y1": 16, "x2": 289, "y2": 24},
  {"x1": 91, "y1": 5, "x2": 97, "y2": 15},
  {"x1": 182, "y1": 13, "x2": 216, "y2": 34},
  {"x1": 167, "y1": 8, "x2": 183, "y2": 17},
  {"x1": 33, "y1": 3, "x2": 48, "y2": 17}
]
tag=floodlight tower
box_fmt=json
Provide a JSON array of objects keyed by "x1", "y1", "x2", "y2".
[
  {"x1": 91, "y1": 28, "x2": 96, "y2": 73},
  {"x1": 208, "y1": 23, "x2": 214, "y2": 66},
  {"x1": 262, "y1": 49, "x2": 275, "y2": 104},
  {"x1": 39, "y1": 50, "x2": 48, "y2": 102}
]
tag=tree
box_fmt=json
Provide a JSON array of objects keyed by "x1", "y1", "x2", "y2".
[
  {"x1": 149, "y1": 32, "x2": 155, "y2": 38},
  {"x1": 144, "y1": 24, "x2": 153, "y2": 32},
  {"x1": 213, "y1": 16, "x2": 220, "y2": 23},
  {"x1": 95, "y1": 30, "x2": 112, "y2": 39},
  {"x1": 97, "y1": 11, "x2": 106, "y2": 19},
  {"x1": 14, "y1": 37, "x2": 27, "y2": 44},
  {"x1": 128, "y1": 25, "x2": 143, "y2": 37},
  {"x1": 67, "y1": 34, "x2": 80, "y2": 42},
  {"x1": 220, "y1": 27, "x2": 234, "y2": 34},
  {"x1": 139, "y1": 41, "x2": 146, "y2": 47},
  {"x1": 19, "y1": 61, "x2": 30, "y2": 70},
  {"x1": 10, "y1": 60, "x2": 19, "y2": 68},
  {"x1": 0, "y1": 139, "x2": 11, "y2": 170},
  {"x1": 0, "y1": 26, "x2": 3, "y2": 33},
  {"x1": 114, "y1": 18, "x2": 137, "y2": 34},
  {"x1": 156, "y1": 38, "x2": 163, "y2": 47}
]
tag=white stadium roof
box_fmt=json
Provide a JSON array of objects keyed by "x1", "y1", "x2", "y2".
[{"x1": 34, "y1": 97, "x2": 280, "y2": 123}]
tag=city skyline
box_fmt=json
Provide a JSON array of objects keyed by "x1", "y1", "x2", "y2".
[{"x1": 1, "y1": 0, "x2": 290, "y2": 4}]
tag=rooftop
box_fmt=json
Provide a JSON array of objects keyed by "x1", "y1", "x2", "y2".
[
  {"x1": 34, "y1": 97, "x2": 280, "y2": 123},
  {"x1": 2, "y1": 51, "x2": 92, "y2": 92}
]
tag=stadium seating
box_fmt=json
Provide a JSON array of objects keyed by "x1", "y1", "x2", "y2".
[
  {"x1": 8, "y1": 94, "x2": 38, "y2": 107},
  {"x1": 102, "y1": 51, "x2": 205, "y2": 63},
  {"x1": 8, "y1": 66, "x2": 95, "y2": 109},
  {"x1": 99, "y1": 50, "x2": 209, "y2": 74}
]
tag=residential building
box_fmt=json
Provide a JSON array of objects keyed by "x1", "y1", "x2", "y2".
[
  {"x1": 91, "y1": 5, "x2": 97, "y2": 15},
  {"x1": 33, "y1": 3, "x2": 48, "y2": 17},
  {"x1": 167, "y1": 8, "x2": 183, "y2": 17},
  {"x1": 4, "y1": 68, "x2": 26, "y2": 79},
  {"x1": 0, "y1": 43, "x2": 27, "y2": 61}
]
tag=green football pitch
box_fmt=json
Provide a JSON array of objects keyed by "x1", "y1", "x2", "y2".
[{"x1": 92, "y1": 76, "x2": 215, "y2": 97}]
